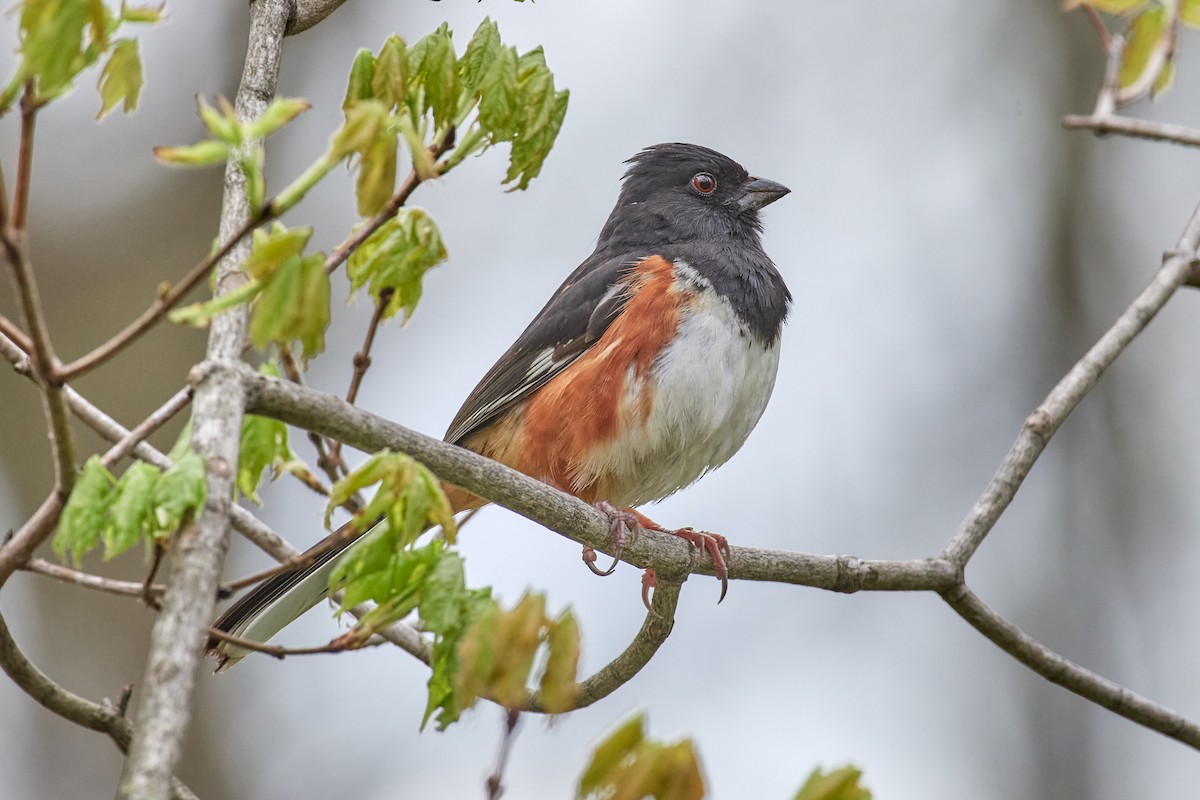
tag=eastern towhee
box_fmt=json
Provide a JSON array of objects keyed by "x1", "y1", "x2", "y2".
[{"x1": 209, "y1": 143, "x2": 791, "y2": 669}]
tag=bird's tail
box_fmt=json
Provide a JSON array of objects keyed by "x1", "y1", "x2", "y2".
[{"x1": 207, "y1": 484, "x2": 484, "y2": 672}]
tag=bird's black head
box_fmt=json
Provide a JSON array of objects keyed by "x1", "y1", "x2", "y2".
[{"x1": 597, "y1": 143, "x2": 790, "y2": 247}]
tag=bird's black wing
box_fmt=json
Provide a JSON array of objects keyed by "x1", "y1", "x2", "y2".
[{"x1": 444, "y1": 249, "x2": 643, "y2": 445}]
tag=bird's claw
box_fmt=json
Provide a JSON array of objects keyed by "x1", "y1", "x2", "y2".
[
  {"x1": 584, "y1": 501, "x2": 639, "y2": 577},
  {"x1": 671, "y1": 527, "x2": 730, "y2": 603}
]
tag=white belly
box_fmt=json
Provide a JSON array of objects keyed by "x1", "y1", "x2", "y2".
[{"x1": 578, "y1": 267, "x2": 781, "y2": 507}]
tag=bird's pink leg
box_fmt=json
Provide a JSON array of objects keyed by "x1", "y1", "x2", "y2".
[
  {"x1": 582, "y1": 501, "x2": 640, "y2": 576},
  {"x1": 584, "y1": 503, "x2": 731, "y2": 608},
  {"x1": 629, "y1": 507, "x2": 730, "y2": 605}
]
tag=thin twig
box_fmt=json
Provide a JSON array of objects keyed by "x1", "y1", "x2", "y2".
[
  {"x1": 99, "y1": 387, "x2": 193, "y2": 469},
  {"x1": 326, "y1": 287, "x2": 393, "y2": 469},
  {"x1": 280, "y1": 345, "x2": 361, "y2": 510},
  {"x1": 323, "y1": 134, "x2": 456, "y2": 277},
  {"x1": 55, "y1": 212, "x2": 264, "y2": 381},
  {"x1": 0, "y1": 609, "x2": 199, "y2": 800},
  {"x1": 12, "y1": 81, "x2": 36, "y2": 231},
  {"x1": 204, "y1": 624, "x2": 364, "y2": 661},
  {"x1": 24, "y1": 558, "x2": 165, "y2": 599},
  {"x1": 1062, "y1": 114, "x2": 1200, "y2": 149},
  {"x1": 943, "y1": 585, "x2": 1200, "y2": 750},
  {"x1": 1082, "y1": 5, "x2": 1110, "y2": 52},
  {"x1": 0, "y1": 311, "x2": 32, "y2": 353},
  {"x1": 485, "y1": 709, "x2": 522, "y2": 800}
]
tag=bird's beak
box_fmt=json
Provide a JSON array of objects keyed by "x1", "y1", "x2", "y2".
[{"x1": 737, "y1": 177, "x2": 790, "y2": 212}]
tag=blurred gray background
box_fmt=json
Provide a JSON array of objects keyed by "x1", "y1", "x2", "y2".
[{"x1": 3, "y1": 2, "x2": 1200, "y2": 798}]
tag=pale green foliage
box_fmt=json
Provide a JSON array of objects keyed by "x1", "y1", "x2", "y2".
[{"x1": 577, "y1": 714, "x2": 706, "y2": 800}]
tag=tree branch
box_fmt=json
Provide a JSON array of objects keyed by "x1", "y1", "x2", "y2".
[
  {"x1": 222, "y1": 361, "x2": 962, "y2": 594},
  {"x1": 0, "y1": 609, "x2": 199, "y2": 800},
  {"x1": 23, "y1": 558, "x2": 165, "y2": 599},
  {"x1": 942, "y1": 585, "x2": 1200, "y2": 750},
  {"x1": 1062, "y1": 114, "x2": 1200, "y2": 149},
  {"x1": 941, "y1": 213, "x2": 1200, "y2": 567},
  {"x1": 118, "y1": 1, "x2": 291, "y2": 796}
]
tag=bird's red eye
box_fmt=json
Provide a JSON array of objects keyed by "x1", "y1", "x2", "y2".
[{"x1": 691, "y1": 172, "x2": 716, "y2": 195}]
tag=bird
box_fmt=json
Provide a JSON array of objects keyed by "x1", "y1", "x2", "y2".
[{"x1": 208, "y1": 142, "x2": 791, "y2": 670}]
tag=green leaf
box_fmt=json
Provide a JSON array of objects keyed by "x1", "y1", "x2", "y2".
[
  {"x1": 104, "y1": 461, "x2": 158, "y2": 559},
  {"x1": 152, "y1": 139, "x2": 230, "y2": 167},
  {"x1": 244, "y1": 223, "x2": 314, "y2": 282},
  {"x1": 343, "y1": 48, "x2": 376, "y2": 110},
  {"x1": 577, "y1": 714, "x2": 647, "y2": 796},
  {"x1": 149, "y1": 449, "x2": 206, "y2": 540},
  {"x1": 120, "y1": 2, "x2": 166, "y2": 24},
  {"x1": 238, "y1": 413, "x2": 292, "y2": 504},
  {"x1": 346, "y1": 208, "x2": 448, "y2": 322},
  {"x1": 96, "y1": 38, "x2": 142, "y2": 119},
  {"x1": 455, "y1": 592, "x2": 569, "y2": 714},
  {"x1": 53, "y1": 456, "x2": 115, "y2": 566},
  {"x1": 577, "y1": 714, "x2": 706, "y2": 800},
  {"x1": 245, "y1": 97, "x2": 312, "y2": 140},
  {"x1": 411, "y1": 24, "x2": 460, "y2": 131},
  {"x1": 248, "y1": 253, "x2": 330, "y2": 359},
  {"x1": 18, "y1": 0, "x2": 109, "y2": 100},
  {"x1": 196, "y1": 95, "x2": 242, "y2": 143},
  {"x1": 1153, "y1": 56, "x2": 1175, "y2": 96},
  {"x1": 372, "y1": 35, "x2": 409, "y2": 111},
  {"x1": 419, "y1": 553, "x2": 492, "y2": 730},
  {"x1": 539, "y1": 609, "x2": 580, "y2": 714},
  {"x1": 332, "y1": 99, "x2": 390, "y2": 159},
  {"x1": 1119, "y1": 6, "x2": 1168, "y2": 90},
  {"x1": 504, "y1": 88, "x2": 568, "y2": 191},
  {"x1": 460, "y1": 18, "x2": 502, "y2": 90},
  {"x1": 356, "y1": 127, "x2": 398, "y2": 216},
  {"x1": 794, "y1": 766, "x2": 872, "y2": 800},
  {"x1": 478, "y1": 46, "x2": 519, "y2": 141},
  {"x1": 1183, "y1": 0, "x2": 1200, "y2": 27}
]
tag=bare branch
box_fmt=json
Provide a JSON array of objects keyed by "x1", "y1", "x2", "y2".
[
  {"x1": 0, "y1": 311, "x2": 31, "y2": 353},
  {"x1": 485, "y1": 709, "x2": 522, "y2": 800},
  {"x1": 0, "y1": 487, "x2": 67, "y2": 586},
  {"x1": 1062, "y1": 114, "x2": 1200, "y2": 148},
  {"x1": 118, "y1": 1, "x2": 291, "y2": 795},
  {"x1": 941, "y1": 218, "x2": 1200, "y2": 567},
  {"x1": 24, "y1": 558, "x2": 164, "y2": 599},
  {"x1": 99, "y1": 387, "x2": 192, "y2": 469},
  {"x1": 12, "y1": 82, "x2": 37, "y2": 231},
  {"x1": 0, "y1": 609, "x2": 199, "y2": 800},
  {"x1": 942, "y1": 585, "x2": 1200, "y2": 750},
  {"x1": 325, "y1": 287, "x2": 393, "y2": 471}
]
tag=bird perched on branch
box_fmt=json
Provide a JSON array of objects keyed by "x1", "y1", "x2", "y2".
[{"x1": 209, "y1": 142, "x2": 791, "y2": 669}]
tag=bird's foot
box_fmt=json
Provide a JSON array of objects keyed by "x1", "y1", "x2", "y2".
[
  {"x1": 632, "y1": 510, "x2": 730, "y2": 604},
  {"x1": 583, "y1": 501, "x2": 640, "y2": 576}
]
